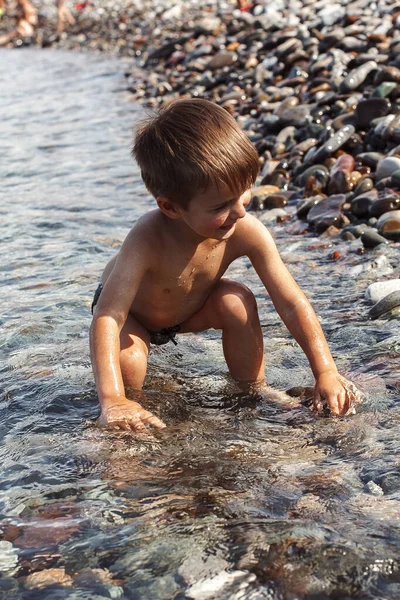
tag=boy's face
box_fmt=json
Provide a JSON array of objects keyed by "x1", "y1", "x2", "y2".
[{"x1": 180, "y1": 184, "x2": 251, "y2": 240}]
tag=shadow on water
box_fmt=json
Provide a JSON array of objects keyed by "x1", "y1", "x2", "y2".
[{"x1": 0, "y1": 49, "x2": 399, "y2": 599}]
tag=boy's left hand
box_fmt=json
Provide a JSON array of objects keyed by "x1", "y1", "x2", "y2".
[{"x1": 314, "y1": 371, "x2": 362, "y2": 416}]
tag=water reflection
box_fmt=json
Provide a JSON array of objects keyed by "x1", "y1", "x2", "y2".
[{"x1": 0, "y1": 49, "x2": 399, "y2": 599}]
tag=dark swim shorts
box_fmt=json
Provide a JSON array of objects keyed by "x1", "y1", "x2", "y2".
[{"x1": 91, "y1": 283, "x2": 180, "y2": 346}]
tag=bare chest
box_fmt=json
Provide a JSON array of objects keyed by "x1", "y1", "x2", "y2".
[{"x1": 148, "y1": 241, "x2": 229, "y2": 298}]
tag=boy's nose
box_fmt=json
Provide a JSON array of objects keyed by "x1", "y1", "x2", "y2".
[{"x1": 231, "y1": 199, "x2": 246, "y2": 219}]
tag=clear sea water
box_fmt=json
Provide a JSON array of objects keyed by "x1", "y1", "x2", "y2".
[{"x1": 1, "y1": 48, "x2": 399, "y2": 599}]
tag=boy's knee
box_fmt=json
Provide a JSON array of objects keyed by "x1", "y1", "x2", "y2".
[
  {"x1": 217, "y1": 282, "x2": 258, "y2": 325},
  {"x1": 120, "y1": 344, "x2": 148, "y2": 370}
]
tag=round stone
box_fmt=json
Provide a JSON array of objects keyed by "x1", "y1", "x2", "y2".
[
  {"x1": 376, "y1": 157, "x2": 400, "y2": 181},
  {"x1": 361, "y1": 230, "x2": 389, "y2": 248},
  {"x1": 377, "y1": 209, "x2": 400, "y2": 233},
  {"x1": 366, "y1": 279, "x2": 400, "y2": 303}
]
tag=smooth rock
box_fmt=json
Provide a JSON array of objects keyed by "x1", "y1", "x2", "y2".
[
  {"x1": 263, "y1": 193, "x2": 288, "y2": 209},
  {"x1": 376, "y1": 209, "x2": 400, "y2": 239},
  {"x1": 369, "y1": 197, "x2": 400, "y2": 218},
  {"x1": 354, "y1": 98, "x2": 391, "y2": 128},
  {"x1": 296, "y1": 195, "x2": 324, "y2": 219},
  {"x1": 376, "y1": 157, "x2": 400, "y2": 181},
  {"x1": 339, "y1": 61, "x2": 378, "y2": 94},
  {"x1": 207, "y1": 52, "x2": 237, "y2": 70},
  {"x1": 307, "y1": 194, "x2": 346, "y2": 232},
  {"x1": 312, "y1": 125, "x2": 355, "y2": 162},
  {"x1": 351, "y1": 194, "x2": 376, "y2": 217},
  {"x1": 24, "y1": 568, "x2": 73, "y2": 590},
  {"x1": 361, "y1": 230, "x2": 389, "y2": 248},
  {"x1": 369, "y1": 291, "x2": 400, "y2": 319},
  {"x1": 366, "y1": 280, "x2": 400, "y2": 303},
  {"x1": 259, "y1": 208, "x2": 288, "y2": 223}
]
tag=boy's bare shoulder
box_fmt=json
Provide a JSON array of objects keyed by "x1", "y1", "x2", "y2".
[
  {"x1": 123, "y1": 209, "x2": 163, "y2": 251},
  {"x1": 231, "y1": 213, "x2": 274, "y2": 255}
]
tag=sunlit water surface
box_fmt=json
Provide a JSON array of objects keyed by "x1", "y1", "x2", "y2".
[{"x1": 1, "y1": 49, "x2": 400, "y2": 600}]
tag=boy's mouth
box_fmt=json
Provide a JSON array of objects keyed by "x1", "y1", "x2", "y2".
[{"x1": 220, "y1": 222, "x2": 235, "y2": 231}]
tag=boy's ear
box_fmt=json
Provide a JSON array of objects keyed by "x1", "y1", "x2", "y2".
[{"x1": 156, "y1": 196, "x2": 183, "y2": 219}]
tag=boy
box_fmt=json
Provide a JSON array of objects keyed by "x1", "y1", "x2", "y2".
[{"x1": 90, "y1": 98, "x2": 360, "y2": 432}]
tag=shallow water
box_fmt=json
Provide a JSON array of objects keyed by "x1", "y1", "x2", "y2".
[{"x1": 1, "y1": 48, "x2": 399, "y2": 599}]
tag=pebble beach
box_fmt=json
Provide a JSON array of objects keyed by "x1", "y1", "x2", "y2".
[
  {"x1": 1, "y1": 1, "x2": 400, "y2": 598},
  {"x1": 2, "y1": 0, "x2": 400, "y2": 317}
]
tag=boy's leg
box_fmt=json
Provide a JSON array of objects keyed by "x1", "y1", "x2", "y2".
[
  {"x1": 180, "y1": 278, "x2": 265, "y2": 385},
  {"x1": 119, "y1": 314, "x2": 151, "y2": 391}
]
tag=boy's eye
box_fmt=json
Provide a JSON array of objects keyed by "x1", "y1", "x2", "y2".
[{"x1": 213, "y1": 203, "x2": 229, "y2": 212}]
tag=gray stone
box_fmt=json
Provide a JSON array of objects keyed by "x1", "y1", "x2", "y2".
[
  {"x1": 376, "y1": 157, "x2": 400, "y2": 181},
  {"x1": 361, "y1": 230, "x2": 389, "y2": 248},
  {"x1": 366, "y1": 279, "x2": 400, "y2": 303}
]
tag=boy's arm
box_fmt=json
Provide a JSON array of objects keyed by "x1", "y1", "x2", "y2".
[
  {"x1": 242, "y1": 215, "x2": 357, "y2": 415},
  {"x1": 90, "y1": 227, "x2": 165, "y2": 431}
]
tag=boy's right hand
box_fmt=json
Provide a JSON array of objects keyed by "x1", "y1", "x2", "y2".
[{"x1": 98, "y1": 397, "x2": 166, "y2": 432}]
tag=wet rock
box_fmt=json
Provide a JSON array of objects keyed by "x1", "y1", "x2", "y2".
[
  {"x1": 279, "y1": 105, "x2": 311, "y2": 127},
  {"x1": 376, "y1": 157, "x2": 400, "y2": 181},
  {"x1": 369, "y1": 291, "x2": 400, "y2": 318},
  {"x1": 374, "y1": 65, "x2": 400, "y2": 85},
  {"x1": 328, "y1": 154, "x2": 355, "y2": 195},
  {"x1": 297, "y1": 164, "x2": 329, "y2": 188},
  {"x1": 259, "y1": 208, "x2": 288, "y2": 224},
  {"x1": 24, "y1": 567, "x2": 73, "y2": 590},
  {"x1": 297, "y1": 195, "x2": 324, "y2": 219},
  {"x1": 354, "y1": 98, "x2": 392, "y2": 128},
  {"x1": 369, "y1": 196, "x2": 400, "y2": 218},
  {"x1": 366, "y1": 279, "x2": 400, "y2": 303},
  {"x1": 0, "y1": 541, "x2": 19, "y2": 576},
  {"x1": 350, "y1": 194, "x2": 376, "y2": 217},
  {"x1": 365, "y1": 481, "x2": 384, "y2": 496},
  {"x1": 342, "y1": 224, "x2": 369, "y2": 238},
  {"x1": 352, "y1": 177, "x2": 374, "y2": 197},
  {"x1": 340, "y1": 61, "x2": 378, "y2": 94},
  {"x1": 357, "y1": 152, "x2": 384, "y2": 169},
  {"x1": 263, "y1": 193, "x2": 288, "y2": 209},
  {"x1": 376, "y1": 209, "x2": 400, "y2": 239},
  {"x1": 312, "y1": 125, "x2": 356, "y2": 163},
  {"x1": 361, "y1": 230, "x2": 390, "y2": 248},
  {"x1": 341, "y1": 230, "x2": 356, "y2": 241},
  {"x1": 307, "y1": 194, "x2": 346, "y2": 232}
]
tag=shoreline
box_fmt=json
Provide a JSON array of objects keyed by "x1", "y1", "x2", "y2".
[{"x1": 2, "y1": 0, "x2": 400, "y2": 253}]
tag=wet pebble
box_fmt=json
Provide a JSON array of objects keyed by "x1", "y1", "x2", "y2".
[
  {"x1": 0, "y1": 541, "x2": 18, "y2": 576},
  {"x1": 377, "y1": 209, "x2": 400, "y2": 239},
  {"x1": 307, "y1": 194, "x2": 346, "y2": 232},
  {"x1": 361, "y1": 230, "x2": 390, "y2": 249},
  {"x1": 312, "y1": 126, "x2": 355, "y2": 163},
  {"x1": 369, "y1": 290, "x2": 400, "y2": 319},
  {"x1": 376, "y1": 157, "x2": 400, "y2": 181},
  {"x1": 366, "y1": 279, "x2": 400, "y2": 303}
]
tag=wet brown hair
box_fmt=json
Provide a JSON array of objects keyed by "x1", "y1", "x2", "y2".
[{"x1": 132, "y1": 98, "x2": 260, "y2": 207}]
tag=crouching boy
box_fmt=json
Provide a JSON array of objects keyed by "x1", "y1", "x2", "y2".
[{"x1": 90, "y1": 98, "x2": 360, "y2": 431}]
